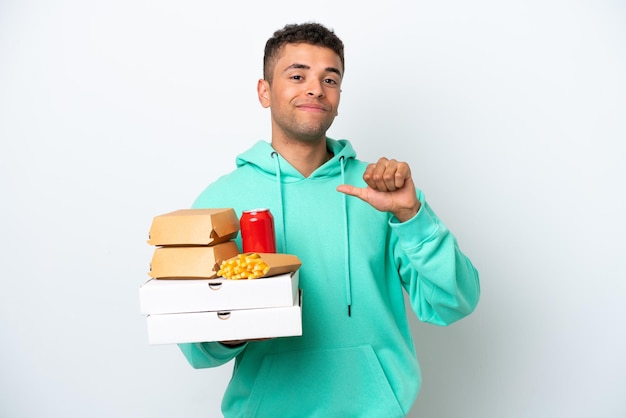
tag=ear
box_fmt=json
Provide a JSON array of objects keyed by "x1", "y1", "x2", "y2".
[{"x1": 257, "y1": 79, "x2": 271, "y2": 108}]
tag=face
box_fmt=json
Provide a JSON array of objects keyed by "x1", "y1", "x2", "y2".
[{"x1": 258, "y1": 43, "x2": 343, "y2": 144}]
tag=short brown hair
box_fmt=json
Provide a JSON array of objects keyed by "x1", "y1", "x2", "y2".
[{"x1": 263, "y1": 22, "x2": 345, "y2": 84}]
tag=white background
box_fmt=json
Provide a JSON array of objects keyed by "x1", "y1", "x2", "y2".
[{"x1": 1, "y1": 1, "x2": 625, "y2": 417}]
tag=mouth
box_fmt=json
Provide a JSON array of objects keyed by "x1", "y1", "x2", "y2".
[{"x1": 296, "y1": 102, "x2": 328, "y2": 112}]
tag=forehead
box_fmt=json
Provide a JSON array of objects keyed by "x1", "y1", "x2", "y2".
[{"x1": 273, "y1": 43, "x2": 343, "y2": 75}]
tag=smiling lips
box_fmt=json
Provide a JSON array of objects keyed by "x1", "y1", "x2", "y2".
[{"x1": 296, "y1": 102, "x2": 328, "y2": 112}]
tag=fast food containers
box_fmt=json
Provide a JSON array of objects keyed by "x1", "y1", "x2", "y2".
[
  {"x1": 140, "y1": 208, "x2": 303, "y2": 345},
  {"x1": 140, "y1": 271, "x2": 300, "y2": 314},
  {"x1": 147, "y1": 208, "x2": 241, "y2": 279},
  {"x1": 142, "y1": 275, "x2": 302, "y2": 344},
  {"x1": 147, "y1": 208, "x2": 240, "y2": 247}
]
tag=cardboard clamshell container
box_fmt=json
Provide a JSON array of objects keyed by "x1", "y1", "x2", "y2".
[
  {"x1": 147, "y1": 208, "x2": 239, "y2": 247},
  {"x1": 149, "y1": 241, "x2": 240, "y2": 279},
  {"x1": 145, "y1": 291, "x2": 302, "y2": 344},
  {"x1": 139, "y1": 271, "x2": 300, "y2": 314}
]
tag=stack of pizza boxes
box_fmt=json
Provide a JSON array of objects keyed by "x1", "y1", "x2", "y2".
[{"x1": 139, "y1": 208, "x2": 302, "y2": 345}]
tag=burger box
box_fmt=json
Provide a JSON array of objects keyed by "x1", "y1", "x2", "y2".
[
  {"x1": 145, "y1": 290, "x2": 302, "y2": 345},
  {"x1": 147, "y1": 208, "x2": 239, "y2": 247},
  {"x1": 149, "y1": 241, "x2": 240, "y2": 279},
  {"x1": 139, "y1": 271, "x2": 300, "y2": 314}
]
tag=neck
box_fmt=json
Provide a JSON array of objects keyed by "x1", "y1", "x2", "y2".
[{"x1": 271, "y1": 137, "x2": 332, "y2": 177}]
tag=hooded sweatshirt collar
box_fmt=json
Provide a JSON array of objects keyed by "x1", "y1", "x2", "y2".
[{"x1": 236, "y1": 138, "x2": 356, "y2": 181}]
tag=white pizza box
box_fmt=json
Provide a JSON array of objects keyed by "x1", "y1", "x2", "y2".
[
  {"x1": 139, "y1": 271, "x2": 299, "y2": 315},
  {"x1": 145, "y1": 291, "x2": 302, "y2": 345}
]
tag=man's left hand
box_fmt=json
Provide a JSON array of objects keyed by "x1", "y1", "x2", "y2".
[{"x1": 336, "y1": 157, "x2": 421, "y2": 222}]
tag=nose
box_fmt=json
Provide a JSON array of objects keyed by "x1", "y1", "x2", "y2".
[{"x1": 306, "y1": 80, "x2": 324, "y2": 98}]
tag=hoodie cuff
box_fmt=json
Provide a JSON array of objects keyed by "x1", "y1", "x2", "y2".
[
  {"x1": 198, "y1": 341, "x2": 247, "y2": 360},
  {"x1": 389, "y1": 204, "x2": 439, "y2": 249}
]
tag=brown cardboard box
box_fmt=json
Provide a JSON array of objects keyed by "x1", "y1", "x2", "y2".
[
  {"x1": 149, "y1": 241, "x2": 240, "y2": 279},
  {"x1": 256, "y1": 253, "x2": 302, "y2": 277},
  {"x1": 147, "y1": 208, "x2": 239, "y2": 247}
]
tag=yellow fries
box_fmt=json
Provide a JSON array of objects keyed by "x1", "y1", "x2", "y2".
[{"x1": 217, "y1": 253, "x2": 270, "y2": 280}]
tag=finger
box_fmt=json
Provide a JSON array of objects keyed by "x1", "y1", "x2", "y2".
[
  {"x1": 382, "y1": 160, "x2": 413, "y2": 191},
  {"x1": 336, "y1": 184, "x2": 366, "y2": 200},
  {"x1": 370, "y1": 158, "x2": 404, "y2": 191},
  {"x1": 382, "y1": 159, "x2": 401, "y2": 191},
  {"x1": 392, "y1": 162, "x2": 411, "y2": 189},
  {"x1": 364, "y1": 157, "x2": 390, "y2": 191},
  {"x1": 220, "y1": 340, "x2": 247, "y2": 346},
  {"x1": 361, "y1": 162, "x2": 377, "y2": 189}
]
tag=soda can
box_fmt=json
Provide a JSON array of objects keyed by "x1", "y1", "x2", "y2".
[{"x1": 240, "y1": 208, "x2": 277, "y2": 253}]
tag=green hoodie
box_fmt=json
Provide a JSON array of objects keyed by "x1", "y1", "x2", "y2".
[{"x1": 179, "y1": 138, "x2": 480, "y2": 417}]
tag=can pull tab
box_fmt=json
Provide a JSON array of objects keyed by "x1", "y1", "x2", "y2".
[
  {"x1": 208, "y1": 282, "x2": 222, "y2": 291},
  {"x1": 217, "y1": 312, "x2": 231, "y2": 320}
]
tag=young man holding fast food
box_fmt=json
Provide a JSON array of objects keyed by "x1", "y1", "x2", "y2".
[{"x1": 178, "y1": 22, "x2": 480, "y2": 417}]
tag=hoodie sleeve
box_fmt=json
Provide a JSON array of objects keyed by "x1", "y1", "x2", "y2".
[
  {"x1": 389, "y1": 191, "x2": 480, "y2": 326},
  {"x1": 178, "y1": 342, "x2": 247, "y2": 369}
]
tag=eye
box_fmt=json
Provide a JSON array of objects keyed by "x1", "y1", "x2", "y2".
[
  {"x1": 324, "y1": 78, "x2": 340, "y2": 86},
  {"x1": 290, "y1": 75, "x2": 303, "y2": 81}
]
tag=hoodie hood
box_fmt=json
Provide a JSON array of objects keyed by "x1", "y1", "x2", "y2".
[
  {"x1": 236, "y1": 137, "x2": 356, "y2": 316},
  {"x1": 235, "y1": 138, "x2": 357, "y2": 182}
]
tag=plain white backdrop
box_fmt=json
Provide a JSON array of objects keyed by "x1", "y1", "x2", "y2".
[{"x1": 1, "y1": 1, "x2": 625, "y2": 417}]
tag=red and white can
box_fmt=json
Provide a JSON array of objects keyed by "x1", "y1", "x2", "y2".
[{"x1": 240, "y1": 208, "x2": 277, "y2": 253}]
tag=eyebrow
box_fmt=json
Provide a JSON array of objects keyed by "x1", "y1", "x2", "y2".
[{"x1": 284, "y1": 63, "x2": 342, "y2": 78}]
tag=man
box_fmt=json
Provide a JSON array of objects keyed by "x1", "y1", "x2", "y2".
[{"x1": 179, "y1": 22, "x2": 480, "y2": 417}]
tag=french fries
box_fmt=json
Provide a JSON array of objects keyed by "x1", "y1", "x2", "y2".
[{"x1": 217, "y1": 253, "x2": 271, "y2": 280}]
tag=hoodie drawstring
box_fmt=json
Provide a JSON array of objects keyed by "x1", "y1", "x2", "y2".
[
  {"x1": 270, "y1": 150, "x2": 352, "y2": 317},
  {"x1": 339, "y1": 156, "x2": 352, "y2": 316},
  {"x1": 271, "y1": 151, "x2": 287, "y2": 253}
]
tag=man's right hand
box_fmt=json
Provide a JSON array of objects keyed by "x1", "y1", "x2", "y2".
[
  {"x1": 220, "y1": 340, "x2": 247, "y2": 347},
  {"x1": 220, "y1": 338, "x2": 271, "y2": 347}
]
